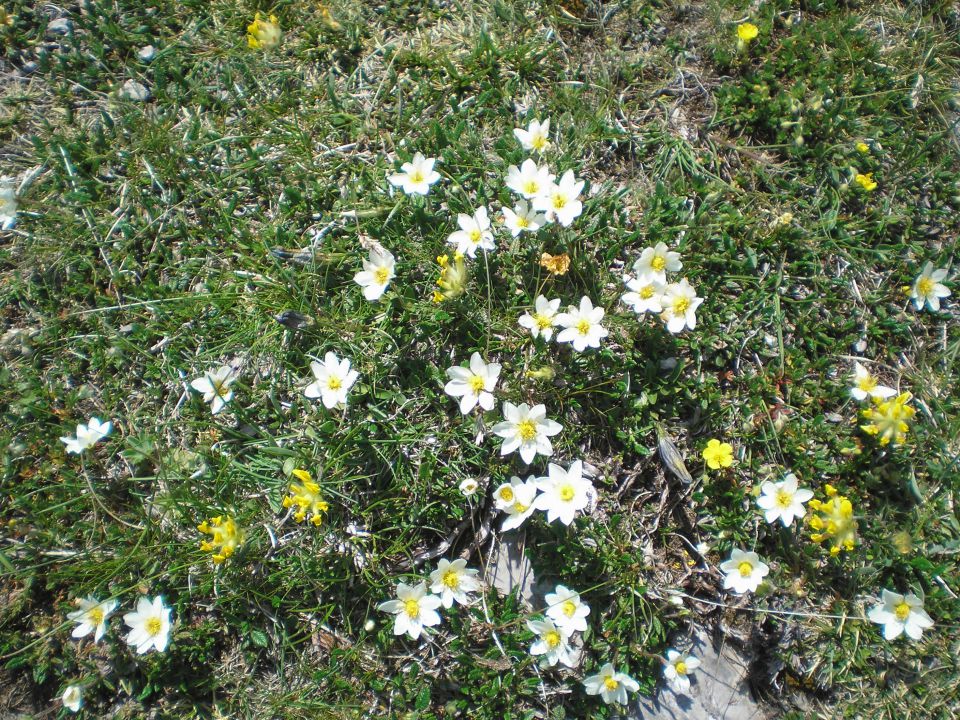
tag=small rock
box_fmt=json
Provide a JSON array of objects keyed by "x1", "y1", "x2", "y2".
[
  {"x1": 20, "y1": 61, "x2": 38, "y2": 75},
  {"x1": 119, "y1": 79, "x2": 150, "y2": 101},
  {"x1": 853, "y1": 339, "x2": 867, "y2": 353},
  {"x1": 46, "y1": 18, "x2": 74, "y2": 36},
  {"x1": 137, "y1": 45, "x2": 156, "y2": 62}
]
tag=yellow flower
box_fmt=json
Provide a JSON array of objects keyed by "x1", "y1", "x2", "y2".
[
  {"x1": 247, "y1": 13, "x2": 281, "y2": 51},
  {"x1": 856, "y1": 142, "x2": 870, "y2": 154},
  {"x1": 432, "y1": 252, "x2": 468, "y2": 303},
  {"x1": 319, "y1": 5, "x2": 341, "y2": 30},
  {"x1": 737, "y1": 22, "x2": 758, "y2": 43},
  {"x1": 854, "y1": 172, "x2": 877, "y2": 192},
  {"x1": 807, "y1": 490, "x2": 857, "y2": 555},
  {"x1": 860, "y1": 392, "x2": 915, "y2": 446},
  {"x1": 282, "y1": 469, "x2": 329, "y2": 526},
  {"x1": 702, "y1": 439, "x2": 734, "y2": 470},
  {"x1": 197, "y1": 515, "x2": 243, "y2": 564},
  {"x1": 540, "y1": 252, "x2": 570, "y2": 276}
]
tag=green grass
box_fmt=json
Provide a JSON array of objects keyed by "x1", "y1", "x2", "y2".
[{"x1": 1, "y1": 0, "x2": 959, "y2": 717}]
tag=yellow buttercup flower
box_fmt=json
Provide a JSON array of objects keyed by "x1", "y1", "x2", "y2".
[
  {"x1": 855, "y1": 142, "x2": 870, "y2": 154},
  {"x1": 737, "y1": 22, "x2": 758, "y2": 42},
  {"x1": 540, "y1": 252, "x2": 570, "y2": 276},
  {"x1": 197, "y1": 515, "x2": 243, "y2": 564},
  {"x1": 702, "y1": 439, "x2": 734, "y2": 470},
  {"x1": 283, "y1": 469, "x2": 329, "y2": 526},
  {"x1": 807, "y1": 489, "x2": 857, "y2": 556},
  {"x1": 854, "y1": 172, "x2": 877, "y2": 192},
  {"x1": 247, "y1": 13, "x2": 281, "y2": 51},
  {"x1": 432, "y1": 252, "x2": 468, "y2": 303},
  {"x1": 860, "y1": 392, "x2": 915, "y2": 446}
]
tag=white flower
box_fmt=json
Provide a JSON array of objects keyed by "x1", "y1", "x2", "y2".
[
  {"x1": 0, "y1": 177, "x2": 17, "y2": 230},
  {"x1": 505, "y1": 159, "x2": 555, "y2": 200},
  {"x1": 444, "y1": 352, "x2": 501, "y2": 414},
  {"x1": 459, "y1": 478, "x2": 479, "y2": 496},
  {"x1": 756, "y1": 473, "x2": 814, "y2": 527},
  {"x1": 502, "y1": 199, "x2": 546, "y2": 237},
  {"x1": 545, "y1": 584, "x2": 590, "y2": 633},
  {"x1": 533, "y1": 170, "x2": 584, "y2": 227},
  {"x1": 123, "y1": 595, "x2": 172, "y2": 654},
  {"x1": 660, "y1": 279, "x2": 703, "y2": 333},
  {"x1": 555, "y1": 296, "x2": 608, "y2": 351},
  {"x1": 498, "y1": 476, "x2": 539, "y2": 531},
  {"x1": 387, "y1": 152, "x2": 441, "y2": 196},
  {"x1": 631, "y1": 242, "x2": 682, "y2": 284},
  {"x1": 910, "y1": 262, "x2": 950, "y2": 312},
  {"x1": 189, "y1": 365, "x2": 237, "y2": 415},
  {"x1": 622, "y1": 277, "x2": 666, "y2": 315},
  {"x1": 526, "y1": 618, "x2": 576, "y2": 668},
  {"x1": 305, "y1": 352, "x2": 359, "y2": 409},
  {"x1": 583, "y1": 662, "x2": 640, "y2": 705},
  {"x1": 60, "y1": 417, "x2": 113, "y2": 455},
  {"x1": 867, "y1": 589, "x2": 934, "y2": 641},
  {"x1": 518, "y1": 295, "x2": 562, "y2": 341},
  {"x1": 663, "y1": 649, "x2": 701, "y2": 693},
  {"x1": 720, "y1": 549, "x2": 769, "y2": 594},
  {"x1": 61, "y1": 685, "x2": 83, "y2": 713},
  {"x1": 376, "y1": 581, "x2": 442, "y2": 640},
  {"x1": 491, "y1": 402, "x2": 562, "y2": 465},
  {"x1": 533, "y1": 460, "x2": 593, "y2": 526},
  {"x1": 67, "y1": 596, "x2": 118, "y2": 643},
  {"x1": 850, "y1": 362, "x2": 896, "y2": 402},
  {"x1": 447, "y1": 206, "x2": 495, "y2": 258},
  {"x1": 428, "y1": 558, "x2": 481, "y2": 608},
  {"x1": 353, "y1": 247, "x2": 396, "y2": 301},
  {"x1": 513, "y1": 118, "x2": 551, "y2": 153}
]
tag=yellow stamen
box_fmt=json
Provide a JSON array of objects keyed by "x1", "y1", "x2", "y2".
[{"x1": 517, "y1": 419, "x2": 537, "y2": 441}]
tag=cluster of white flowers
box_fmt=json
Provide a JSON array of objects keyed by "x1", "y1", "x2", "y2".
[
  {"x1": 67, "y1": 594, "x2": 173, "y2": 654},
  {"x1": 527, "y1": 584, "x2": 590, "y2": 669},
  {"x1": 622, "y1": 242, "x2": 702, "y2": 333},
  {"x1": 377, "y1": 557, "x2": 481, "y2": 640},
  {"x1": 493, "y1": 460, "x2": 594, "y2": 531}
]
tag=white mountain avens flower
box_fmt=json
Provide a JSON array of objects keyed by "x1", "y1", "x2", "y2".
[
  {"x1": 631, "y1": 242, "x2": 682, "y2": 284},
  {"x1": 513, "y1": 118, "x2": 551, "y2": 153},
  {"x1": 622, "y1": 277, "x2": 666, "y2": 315},
  {"x1": 190, "y1": 365, "x2": 238, "y2": 415},
  {"x1": 67, "y1": 596, "x2": 118, "y2": 643},
  {"x1": 123, "y1": 595, "x2": 173, "y2": 654},
  {"x1": 377, "y1": 581, "x2": 442, "y2": 640},
  {"x1": 502, "y1": 199, "x2": 546, "y2": 237},
  {"x1": 499, "y1": 476, "x2": 539, "y2": 531},
  {"x1": 447, "y1": 206, "x2": 495, "y2": 258},
  {"x1": 583, "y1": 663, "x2": 640, "y2": 705},
  {"x1": 910, "y1": 262, "x2": 950, "y2": 312},
  {"x1": 756, "y1": 473, "x2": 813, "y2": 527},
  {"x1": 850, "y1": 362, "x2": 896, "y2": 402},
  {"x1": 526, "y1": 617, "x2": 576, "y2": 668},
  {"x1": 719, "y1": 549, "x2": 769, "y2": 594},
  {"x1": 663, "y1": 649, "x2": 701, "y2": 693},
  {"x1": 660, "y1": 279, "x2": 703, "y2": 333},
  {"x1": 491, "y1": 402, "x2": 562, "y2": 465},
  {"x1": 533, "y1": 460, "x2": 593, "y2": 526},
  {"x1": 533, "y1": 170, "x2": 584, "y2": 227},
  {"x1": 867, "y1": 589, "x2": 934, "y2": 641},
  {"x1": 443, "y1": 352, "x2": 501, "y2": 414},
  {"x1": 61, "y1": 685, "x2": 83, "y2": 713},
  {"x1": 353, "y1": 247, "x2": 396, "y2": 301},
  {"x1": 304, "y1": 352, "x2": 359, "y2": 409},
  {"x1": 518, "y1": 295, "x2": 562, "y2": 341},
  {"x1": 428, "y1": 558, "x2": 481, "y2": 608},
  {"x1": 555, "y1": 296, "x2": 608, "y2": 351},
  {"x1": 0, "y1": 176, "x2": 18, "y2": 230},
  {"x1": 505, "y1": 159, "x2": 555, "y2": 199},
  {"x1": 387, "y1": 153, "x2": 441, "y2": 196},
  {"x1": 60, "y1": 417, "x2": 112, "y2": 455},
  {"x1": 545, "y1": 584, "x2": 590, "y2": 633}
]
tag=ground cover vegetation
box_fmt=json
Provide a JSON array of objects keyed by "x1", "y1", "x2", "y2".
[{"x1": 0, "y1": 0, "x2": 958, "y2": 717}]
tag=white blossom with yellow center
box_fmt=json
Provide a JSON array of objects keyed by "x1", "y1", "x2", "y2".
[
  {"x1": 505, "y1": 158, "x2": 555, "y2": 200},
  {"x1": 660, "y1": 278, "x2": 703, "y2": 333},
  {"x1": 663, "y1": 649, "x2": 701, "y2": 693},
  {"x1": 513, "y1": 118, "x2": 551, "y2": 153},
  {"x1": 502, "y1": 199, "x2": 547, "y2": 237},
  {"x1": 387, "y1": 152, "x2": 441, "y2": 196},
  {"x1": 122, "y1": 595, "x2": 172, "y2": 654},
  {"x1": 533, "y1": 460, "x2": 593, "y2": 526},
  {"x1": 555, "y1": 296, "x2": 609, "y2": 352},
  {"x1": 545, "y1": 584, "x2": 591, "y2": 633},
  {"x1": 849, "y1": 361, "x2": 896, "y2": 402},
  {"x1": 428, "y1": 558, "x2": 481, "y2": 608},
  {"x1": 583, "y1": 662, "x2": 640, "y2": 705},
  {"x1": 190, "y1": 365, "x2": 238, "y2": 415},
  {"x1": 377, "y1": 581, "x2": 442, "y2": 640},
  {"x1": 518, "y1": 295, "x2": 562, "y2": 341},
  {"x1": 868, "y1": 589, "x2": 934, "y2": 641},
  {"x1": 526, "y1": 618, "x2": 576, "y2": 668},
  {"x1": 353, "y1": 247, "x2": 396, "y2": 301},
  {"x1": 498, "y1": 476, "x2": 539, "y2": 531},
  {"x1": 910, "y1": 261, "x2": 950, "y2": 312},
  {"x1": 622, "y1": 276, "x2": 666, "y2": 315},
  {"x1": 533, "y1": 169, "x2": 584, "y2": 227},
  {"x1": 719, "y1": 548, "x2": 769, "y2": 594},
  {"x1": 447, "y1": 206, "x2": 495, "y2": 258},
  {"x1": 631, "y1": 242, "x2": 682, "y2": 284},
  {"x1": 444, "y1": 352, "x2": 501, "y2": 414},
  {"x1": 756, "y1": 473, "x2": 813, "y2": 527},
  {"x1": 491, "y1": 402, "x2": 562, "y2": 464},
  {"x1": 67, "y1": 596, "x2": 118, "y2": 643},
  {"x1": 305, "y1": 352, "x2": 359, "y2": 409}
]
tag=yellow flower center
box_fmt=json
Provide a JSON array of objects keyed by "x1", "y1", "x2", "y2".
[
  {"x1": 894, "y1": 602, "x2": 911, "y2": 621},
  {"x1": 675, "y1": 661, "x2": 688, "y2": 675},
  {"x1": 442, "y1": 570, "x2": 460, "y2": 590},
  {"x1": 89, "y1": 608, "x2": 104, "y2": 625},
  {"x1": 410, "y1": 170, "x2": 424, "y2": 184},
  {"x1": 673, "y1": 297, "x2": 691, "y2": 314},
  {"x1": 576, "y1": 319, "x2": 592, "y2": 335},
  {"x1": 535, "y1": 313, "x2": 553, "y2": 329},
  {"x1": 327, "y1": 376, "x2": 342, "y2": 390},
  {"x1": 524, "y1": 180, "x2": 539, "y2": 195},
  {"x1": 544, "y1": 630, "x2": 561, "y2": 648},
  {"x1": 738, "y1": 561, "x2": 753, "y2": 577},
  {"x1": 776, "y1": 490, "x2": 793, "y2": 508},
  {"x1": 640, "y1": 285, "x2": 655, "y2": 299},
  {"x1": 917, "y1": 277, "x2": 934, "y2": 297},
  {"x1": 857, "y1": 375, "x2": 877, "y2": 392},
  {"x1": 404, "y1": 599, "x2": 420, "y2": 618},
  {"x1": 604, "y1": 676, "x2": 619, "y2": 691},
  {"x1": 532, "y1": 135, "x2": 547, "y2": 151},
  {"x1": 516, "y1": 216, "x2": 529, "y2": 228},
  {"x1": 374, "y1": 267, "x2": 390, "y2": 285},
  {"x1": 146, "y1": 617, "x2": 162, "y2": 636},
  {"x1": 651, "y1": 255, "x2": 666, "y2": 271},
  {"x1": 469, "y1": 228, "x2": 482, "y2": 243},
  {"x1": 559, "y1": 484, "x2": 575, "y2": 502},
  {"x1": 211, "y1": 377, "x2": 229, "y2": 398},
  {"x1": 513, "y1": 502, "x2": 529, "y2": 513},
  {"x1": 468, "y1": 375, "x2": 486, "y2": 393},
  {"x1": 552, "y1": 194, "x2": 567, "y2": 210},
  {"x1": 517, "y1": 419, "x2": 538, "y2": 441},
  {"x1": 562, "y1": 600, "x2": 577, "y2": 617},
  {"x1": 498, "y1": 486, "x2": 515, "y2": 503}
]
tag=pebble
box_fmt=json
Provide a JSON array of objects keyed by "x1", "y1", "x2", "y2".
[
  {"x1": 46, "y1": 18, "x2": 73, "y2": 36},
  {"x1": 137, "y1": 45, "x2": 156, "y2": 62},
  {"x1": 119, "y1": 79, "x2": 151, "y2": 101}
]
